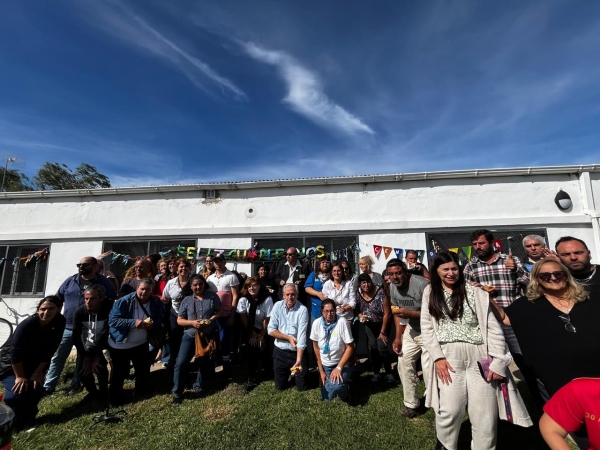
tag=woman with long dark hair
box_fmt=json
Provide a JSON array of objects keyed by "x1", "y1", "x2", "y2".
[
  {"x1": 421, "y1": 252, "x2": 531, "y2": 450},
  {"x1": 237, "y1": 276, "x2": 274, "y2": 386},
  {"x1": 0, "y1": 296, "x2": 65, "y2": 432}
]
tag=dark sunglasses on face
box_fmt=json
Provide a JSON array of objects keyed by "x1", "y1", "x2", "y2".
[
  {"x1": 538, "y1": 271, "x2": 566, "y2": 282},
  {"x1": 77, "y1": 263, "x2": 92, "y2": 268}
]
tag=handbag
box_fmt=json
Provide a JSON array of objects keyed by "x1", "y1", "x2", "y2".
[
  {"x1": 138, "y1": 298, "x2": 167, "y2": 348},
  {"x1": 193, "y1": 297, "x2": 216, "y2": 358}
]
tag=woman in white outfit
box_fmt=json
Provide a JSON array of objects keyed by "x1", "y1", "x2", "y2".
[{"x1": 421, "y1": 252, "x2": 531, "y2": 450}]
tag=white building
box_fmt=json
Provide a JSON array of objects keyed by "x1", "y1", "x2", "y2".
[{"x1": 1, "y1": 164, "x2": 599, "y2": 321}]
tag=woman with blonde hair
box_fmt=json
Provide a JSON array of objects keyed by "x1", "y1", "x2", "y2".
[
  {"x1": 491, "y1": 258, "x2": 600, "y2": 399},
  {"x1": 352, "y1": 255, "x2": 384, "y2": 291}
]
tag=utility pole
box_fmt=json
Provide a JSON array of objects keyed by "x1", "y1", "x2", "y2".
[{"x1": 1, "y1": 157, "x2": 16, "y2": 192}]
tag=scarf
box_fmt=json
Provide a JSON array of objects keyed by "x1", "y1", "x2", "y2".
[
  {"x1": 317, "y1": 273, "x2": 330, "y2": 283},
  {"x1": 321, "y1": 316, "x2": 338, "y2": 355}
]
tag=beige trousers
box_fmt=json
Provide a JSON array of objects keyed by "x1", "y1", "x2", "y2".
[
  {"x1": 397, "y1": 325, "x2": 430, "y2": 409},
  {"x1": 436, "y1": 342, "x2": 498, "y2": 450}
]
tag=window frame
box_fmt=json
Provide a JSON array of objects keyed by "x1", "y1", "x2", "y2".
[{"x1": 0, "y1": 244, "x2": 50, "y2": 297}]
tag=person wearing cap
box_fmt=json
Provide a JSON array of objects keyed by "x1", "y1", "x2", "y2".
[{"x1": 206, "y1": 254, "x2": 240, "y2": 380}]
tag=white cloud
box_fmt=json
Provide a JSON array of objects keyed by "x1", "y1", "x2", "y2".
[
  {"x1": 243, "y1": 42, "x2": 374, "y2": 136},
  {"x1": 80, "y1": 0, "x2": 246, "y2": 100}
]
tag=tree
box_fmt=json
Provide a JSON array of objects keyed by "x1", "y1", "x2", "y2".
[
  {"x1": 33, "y1": 162, "x2": 111, "y2": 191},
  {"x1": 0, "y1": 168, "x2": 33, "y2": 192}
]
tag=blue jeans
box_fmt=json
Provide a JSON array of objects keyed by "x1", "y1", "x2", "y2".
[
  {"x1": 321, "y1": 365, "x2": 353, "y2": 402},
  {"x1": 1, "y1": 372, "x2": 44, "y2": 429},
  {"x1": 172, "y1": 333, "x2": 214, "y2": 398},
  {"x1": 43, "y1": 328, "x2": 80, "y2": 391},
  {"x1": 216, "y1": 317, "x2": 231, "y2": 370}
]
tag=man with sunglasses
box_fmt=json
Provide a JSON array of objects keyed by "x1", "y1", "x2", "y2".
[
  {"x1": 275, "y1": 247, "x2": 309, "y2": 303},
  {"x1": 43, "y1": 256, "x2": 116, "y2": 396}
]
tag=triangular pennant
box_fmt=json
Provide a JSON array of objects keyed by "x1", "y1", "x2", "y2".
[
  {"x1": 417, "y1": 250, "x2": 424, "y2": 263},
  {"x1": 448, "y1": 248, "x2": 459, "y2": 255},
  {"x1": 462, "y1": 246, "x2": 472, "y2": 259},
  {"x1": 383, "y1": 247, "x2": 392, "y2": 258},
  {"x1": 373, "y1": 245, "x2": 382, "y2": 258},
  {"x1": 428, "y1": 251, "x2": 436, "y2": 259},
  {"x1": 492, "y1": 239, "x2": 503, "y2": 253},
  {"x1": 394, "y1": 248, "x2": 404, "y2": 259}
]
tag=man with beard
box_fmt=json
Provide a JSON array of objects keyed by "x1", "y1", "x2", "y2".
[
  {"x1": 463, "y1": 230, "x2": 543, "y2": 408},
  {"x1": 553, "y1": 236, "x2": 600, "y2": 296},
  {"x1": 44, "y1": 256, "x2": 116, "y2": 396}
]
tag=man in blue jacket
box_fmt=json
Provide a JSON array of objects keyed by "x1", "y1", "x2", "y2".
[{"x1": 43, "y1": 256, "x2": 116, "y2": 396}]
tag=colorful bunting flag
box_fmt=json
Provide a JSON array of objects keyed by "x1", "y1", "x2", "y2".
[
  {"x1": 417, "y1": 250, "x2": 424, "y2": 263},
  {"x1": 373, "y1": 245, "x2": 382, "y2": 258},
  {"x1": 448, "y1": 248, "x2": 459, "y2": 254},
  {"x1": 462, "y1": 246, "x2": 472, "y2": 259},
  {"x1": 383, "y1": 247, "x2": 392, "y2": 258},
  {"x1": 492, "y1": 239, "x2": 503, "y2": 253},
  {"x1": 394, "y1": 248, "x2": 403, "y2": 259}
]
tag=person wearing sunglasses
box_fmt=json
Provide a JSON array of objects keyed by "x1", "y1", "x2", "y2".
[
  {"x1": 490, "y1": 259, "x2": 600, "y2": 405},
  {"x1": 43, "y1": 256, "x2": 116, "y2": 397}
]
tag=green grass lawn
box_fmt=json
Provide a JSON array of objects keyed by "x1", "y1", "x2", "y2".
[{"x1": 6, "y1": 361, "x2": 553, "y2": 450}]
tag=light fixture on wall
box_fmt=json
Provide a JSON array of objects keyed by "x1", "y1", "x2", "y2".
[{"x1": 554, "y1": 189, "x2": 572, "y2": 210}]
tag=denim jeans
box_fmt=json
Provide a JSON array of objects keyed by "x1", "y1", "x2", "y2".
[
  {"x1": 1, "y1": 372, "x2": 44, "y2": 429},
  {"x1": 43, "y1": 328, "x2": 80, "y2": 391},
  {"x1": 321, "y1": 365, "x2": 353, "y2": 401},
  {"x1": 172, "y1": 332, "x2": 214, "y2": 398},
  {"x1": 216, "y1": 317, "x2": 231, "y2": 370}
]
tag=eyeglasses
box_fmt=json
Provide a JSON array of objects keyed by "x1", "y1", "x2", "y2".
[
  {"x1": 77, "y1": 263, "x2": 92, "y2": 268},
  {"x1": 323, "y1": 310, "x2": 336, "y2": 314},
  {"x1": 342, "y1": 267, "x2": 350, "y2": 271},
  {"x1": 559, "y1": 314, "x2": 576, "y2": 333},
  {"x1": 284, "y1": 253, "x2": 297, "y2": 257},
  {"x1": 205, "y1": 260, "x2": 213, "y2": 264},
  {"x1": 538, "y1": 271, "x2": 566, "y2": 282}
]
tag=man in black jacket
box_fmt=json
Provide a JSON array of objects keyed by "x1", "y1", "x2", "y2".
[
  {"x1": 72, "y1": 285, "x2": 113, "y2": 402},
  {"x1": 275, "y1": 247, "x2": 309, "y2": 304}
]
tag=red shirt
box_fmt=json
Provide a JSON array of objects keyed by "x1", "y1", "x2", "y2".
[{"x1": 544, "y1": 378, "x2": 600, "y2": 450}]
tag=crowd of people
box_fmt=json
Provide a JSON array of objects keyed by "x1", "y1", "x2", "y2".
[{"x1": 1, "y1": 233, "x2": 599, "y2": 450}]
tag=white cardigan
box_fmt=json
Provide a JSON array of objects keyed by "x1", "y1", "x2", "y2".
[{"x1": 420, "y1": 284, "x2": 533, "y2": 428}]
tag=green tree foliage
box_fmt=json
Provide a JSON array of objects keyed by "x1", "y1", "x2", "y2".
[
  {"x1": 0, "y1": 168, "x2": 33, "y2": 192},
  {"x1": 33, "y1": 162, "x2": 111, "y2": 191}
]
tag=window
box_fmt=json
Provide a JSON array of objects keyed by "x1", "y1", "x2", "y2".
[
  {"x1": 0, "y1": 244, "x2": 49, "y2": 296},
  {"x1": 426, "y1": 229, "x2": 548, "y2": 266},
  {"x1": 102, "y1": 239, "x2": 196, "y2": 283}
]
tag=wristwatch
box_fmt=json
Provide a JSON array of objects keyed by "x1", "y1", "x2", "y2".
[{"x1": 335, "y1": 366, "x2": 342, "y2": 371}]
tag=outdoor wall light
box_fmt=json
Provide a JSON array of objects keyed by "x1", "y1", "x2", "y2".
[{"x1": 554, "y1": 189, "x2": 572, "y2": 210}]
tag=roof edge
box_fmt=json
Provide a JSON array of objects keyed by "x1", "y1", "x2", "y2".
[{"x1": 1, "y1": 164, "x2": 598, "y2": 200}]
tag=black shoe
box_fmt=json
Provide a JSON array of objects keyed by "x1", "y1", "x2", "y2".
[
  {"x1": 172, "y1": 396, "x2": 183, "y2": 405},
  {"x1": 193, "y1": 386, "x2": 208, "y2": 395},
  {"x1": 66, "y1": 384, "x2": 83, "y2": 397},
  {"x1": 435, "y1": 440, "x2": 449, "y2": 450},
  {"x1": 42, "y1": 388, "x2": 55, "y2": 397}
]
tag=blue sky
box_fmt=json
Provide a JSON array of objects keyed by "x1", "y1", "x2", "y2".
[{"x1": 1, "y1": 1, "x2": 599, "y2": 187}]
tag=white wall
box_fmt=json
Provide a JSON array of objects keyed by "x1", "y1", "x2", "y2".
[{"x1": 44, "y1": 241, "x2": 104, "y2": 295}]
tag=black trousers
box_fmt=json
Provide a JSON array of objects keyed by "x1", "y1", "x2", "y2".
[
  {"x1": 79, "y1": 353, "x2": 109, "y2": 395},
  {"x1": 108, "y1": 342, "x2": 150, "y2": 402},
  {"x1": 273, "y1": 346, "x2": 307, "y2": 391},
  {"x1": 364, "y1": 321, "x2": 392, "y2": 374}
]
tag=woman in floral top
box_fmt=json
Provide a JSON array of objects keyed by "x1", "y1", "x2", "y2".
[
  {"x1": 421, "y1": 252, "x2": 520, "y2": 450},
  {"x1": 355, "y1": 273, "x2": 394, "y2": 383}
]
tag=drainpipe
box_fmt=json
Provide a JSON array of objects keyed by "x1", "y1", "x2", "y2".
[{"x1": 580, "y1": 171, "x2": 600, "y2": 262}]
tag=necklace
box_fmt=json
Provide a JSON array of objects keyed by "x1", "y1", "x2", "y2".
[
  {"x1": 579, "y1": 266, "x2": 597, "y2": 283},
  {"x1": 547, "y1": 295, "x2": 573, "y2": 313}
]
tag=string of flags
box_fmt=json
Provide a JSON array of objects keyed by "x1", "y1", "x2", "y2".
[
  {"x1": 371, "y1": 245, "x2": 426, "y2": 262},
  {"x1": 0, "y1": 247, "x2": 50, "y2": 270},
  {"x1": 99, "y1": 242, "x2": 361, "y2": 267}
]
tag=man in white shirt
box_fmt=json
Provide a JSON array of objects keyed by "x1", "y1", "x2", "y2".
[{"x1": 206, "y1": 254, "x2": 239, "y2": 378}]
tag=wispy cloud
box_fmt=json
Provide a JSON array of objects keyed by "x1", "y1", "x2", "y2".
[
  {"x1": 80, "y1": 0, "x2": 246, "y2": 100},
  {"x1": 243, "y1": 42, "x2": 374, "y2": 136}
]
